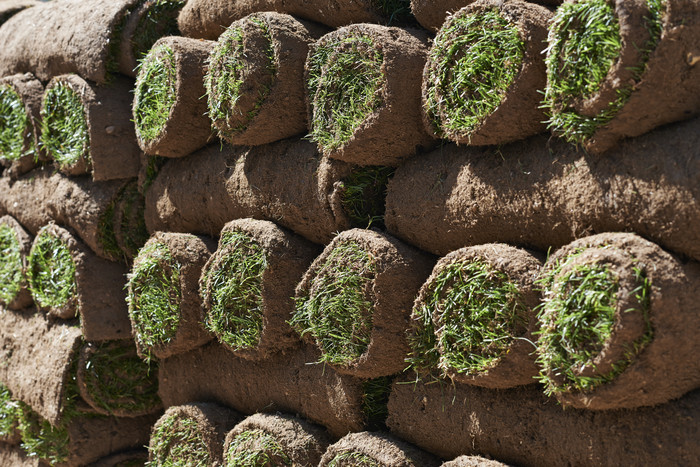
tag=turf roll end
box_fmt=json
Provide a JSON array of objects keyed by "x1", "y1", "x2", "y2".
[
  {"x1": 0, "y1": 216, "x2": 33, "y2": 310},
  {"x1": 319, "y1": 431, "x2": 440, "y2": 467}
]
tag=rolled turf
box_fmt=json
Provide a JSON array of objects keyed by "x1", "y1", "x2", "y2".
[
  {"x1": 543, "y1": 0, "x2": 700, "y2": 153},
  {"x1": 0, "y1": 73, "x2": 44, "y2": 178},
  {"x1": 40, "y1": 74, "x2": 140, "y2": 181},
  {"x1": 199, "y1": 219, "x2": 318, "y2": 360},
  {"x1": 292, "y1": 229, "x2": 433, "y2": 378},
  {"x1": 306, "y1": 24, "x2": 433, "y2": 166},
  {"x1": 407, "y1": 244, "x2": 542, "y2": 389},
  {"x1": 133, "y1": 35, "x2": 216, "y2": 158},
  {"x1": 27, "y1": 223, "x2": 132, "y2": 341},
  {"x1": 384, "y1": 115, "x2": 700, "y2": 261},
  {"x1": 144, "y1": 139, "x2": 392, "y2": 245},
  {"x1": 0, "y1": 215, "x2": 32, "y2": 310},
  {"x1": 206, "y1": 12, "x2": 325, "y2": 146},
  {"x1": 148, "y1": 403, "x2": 241, "y2": 466},
  {"x1": 318, "y1": 431, "x2": 440, "y2": 467},
  {"x1": 127, "y1": 232, "x2": 215, "y2": 360},
  {"x1": 223, "y1": 412, "x2": 332, "y2": 467},
  {"x1": 178, "y1": 0, "x2": 414, "y2": 40},
  {"x1": 421, "y1": 0, "x2": 552, "y2": 145}
]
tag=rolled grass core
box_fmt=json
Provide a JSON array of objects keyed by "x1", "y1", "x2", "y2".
[
  {"x1": 205, "y1": 17, "x2": 276, "y2": 139},
  {"x1": 200, "y1": 231, "x2": 267, "y2": 351},
  {"x1": 27, "y1": 228, "x2": 76, "y2": 310},
  {"x1": 0, "y1": 223, "x2": 25, "y2": 305},
  {"x1": 148, "y1": 412, "x2": 211, "y2": 466},
  {"x1": 291, "y1": 240, "x2": 376, "y2": 365},
  {"x1": 408, "y1": 260, "x2": 527, "y2": 377},
  {"x1": 224, "y1": 429, "x2": 292, "y2": 466},
  {"x1": 0, "y1": 383, "x2": 20, "y2": 442},
  {"x1": 78, "y1": 340, "x2": 160, "y2": 416},
  {"x1": 133, "y1": 43, "x2": 177, "y2": 144},
  {"x1": 307, "y1": 34, "x2": 385, "y2": 151},
  {"x1": 130, "y1": 0, "x2": 185, "y2": 63},
  {"x1": 0, "y1": 84, "x2": 30, "y2": 162},
  {"x1": 536, "y1": 252, "x2": 652, "y2": 395},
  {"x1": 340, "y1": 166, "x2": 394, "y2": 229},
  {"x1": 126, "y1": 241, "x2": 181, "y2": 358},
  {"x1": 423, "y1": 8, "x2": 525, "y2": 140},
  {"x1": 40, "y1": 81, "x2": 89, "y2": 169},
  {"x1": 543, "y1": 0, "x2": 665, "y2": 144}
]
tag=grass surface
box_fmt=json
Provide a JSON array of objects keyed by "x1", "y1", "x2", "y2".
[
  {"x1": 142, "y1": 155, "x2": 168, "y2": 192},
  {"x1": 201, "y1": 231, "x2": 267, "y2": 351},
  {"x1": 40, "y1": 81, "x2": 89, "y2": 168},
  {"x1": 0, "y1": 384, "x2": 20, "y2": 439},
  {"x1": 127, "y1": 241, "x2": 181, "y2": 360},
  {"x1": 535, "y1": 251, "x2": 653, "y2": 394},
  {"x1": 0, "y1": 223, "x2": 24, "y2": 305},
  {"x1": 424, "y1": 8, "x2": 524, "y2": 139},
  {"x1": 307, "y1": 34, "x2": 385, "y2": 151},
  {"x1": 371, "y1": 0, "x2": 413, "y2": 25},
  {"x1": 0, "y1": 84, "x2": 30, "y2": 162},
  {"x1": 543, "y1": 0, "x2": 665, "y2": 143},
  {"x1": 133, "y1": 44, "x2": 177, "y2": 143},
  {"x1": 291, "y1": 240, "x2": 376, "y2": 365},
  {"x1": 206, "y1": 17, "x2": 276, "y2": 137},
  {"x1": 340, "y1": 166, "x2": 394, "y2": 229},
  {"x1": 131, "y1": 0, "x2": 185, "y2": 64},
  {"x1": 80, "y1": 340, "x2": 160, "y2": 415},
  {"x1": 17, "y1": 402, "x2": 70, "y2": 464},
  {"x1": 361, "y1": 376, "x2": 392, "y2": 430},
  {"x1": 225, "y1": 429, "x2": 291, "y2": 467},
  {"x1": 147, "y1": 413, "x2": 210, "y2": 467},
  {"x1": 27, "y1": 229, "x2": 76, "y2": 309},
  {"x1": 407, "y1": 260, "x2": 526, "y2": 376},
  {"x1": 97, "y1": 197, "x2": 122, "y2": 262},
  {"x1": 328, "y1": 450, "x2": 381, "y2": 467}
]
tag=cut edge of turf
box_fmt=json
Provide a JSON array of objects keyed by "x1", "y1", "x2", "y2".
[
  {"x1": 339, "y1": 166, "x2": 394, "y2": 229},
  {"x1": 224, "y1": 429, "x2": 292, "y2": 467},
  {"x1": 27, "y1": 229, "x2": 77, "y2": 311},
  {"x1": 0, "y1": 84, "x2": 32, "y2": 163},
  {"x1": 0, "y1": 222, "x2": 25, "y2": 305},
  {"x1": 40, "y1": 80, "x2": 90, "y2": 170},
  {"x1": 147, "y1": 412, "x2": 211, "y2": 466}
]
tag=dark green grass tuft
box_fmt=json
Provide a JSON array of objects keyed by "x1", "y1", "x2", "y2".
[
  {"x1": 201, "y1": 231, "x2": 267, "y2": 351},
  {"x1": 0, "y1": 384, "x2": 20, "y2": 439},
  {"x1": 206, "y1": 17, "x2": 276, "y2": 138},
  {"x1": 0, "y1": 84, "x2": 31, "y2": 162},
  {"x1": 27, "y1": 230, "x2": 76, "y2": 309},
  {"x1": 424, "y1": 8, "x2": 525, "y2": 139},
  {"x1": 291, "y1": 241, "x2": 376, "y2": 365},
  {"x1": 543, "y1": 0, "x2": 665, "y2": 144},
  {"x1": 131, "y1": 0, "x2": 185, "y2": 64},
  {"x1": 81, "y1": 340, "x2": 160, "y2": 415},
  {"x1": 97, "y1": 198, "x2": 123, "y2": 262},
  {"x1": 127, "y1": 241, "x2": 181, "y2": 360},
  {"x1": 17, "y1": 402, "x2": 70, "y2": 464},
  {"x1": 535, "y1": 253, "x2": 652, "y2": 394},
  {"x1": 119, "y1": 185, "x2": 149, "y2": 258},
  {"x1": 0, "y1": 223, "x2": 24, "y2": 305},
  {"x1": 224, "y1": 429, "x2": 291, "y2": 467},
  {"x1": 340, "y1": 166, "x2": 394, "y2": 229},
  {"x1": 142, "y1": 155, "x2": 168, "y2": 193},
  {"x1": 40, "y1": 81, "x2": 89, "y2": 168},
  {"x1": 328, "y1": 450, "x2": 381, "y2": 467},
  {"x1": 147, "y1": 413, "x2": 210, "y2": 467},
  {"x1": 371, "y1": 0, "x2": 414, "y2": 25},
  {"x1": 361, "y1": 376, "x2": 392, "y2": 430},
  {"x1": 407, "y1": 260, "x2": 526, "y2": 376},
  {"x1": 307, "y1": 35, "x2": 385, "y2": 151},
  {"x1": 133, "y1": 44, "x2": 177, "y2": 143}
]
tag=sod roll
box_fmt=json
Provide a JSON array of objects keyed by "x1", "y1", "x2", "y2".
[
  {"x1": 27, "y1": 224, "x2": 132, "y2": 341},
  {"x1": 0, "y1": 0, "x2": 140, "y2": 84},
  {"x1": 534, "y1": 232, "x2": 700, "y2": 410},
  {"x1": 0, "y1": 73, "x2": 44, "y2": 178},
  {"x1": 199, "y1": 219, "x2": 319, "y2": 360},
  {"x1": 408, "y1": 244, "x2": 541, "y2": 389},
  {"x1": 410, "y1": 0, "x2": 562, "y2": 31},
  {"x1": 388, "y1": 378, "x2": 700, "y2": 465},
  {"x1": 223, "y1": 413, "x2": 332, "y2": 467},
  {"x1": 0, "y1": 310, "x2": 81, "y2": 426},
  {"x1": 306, "y1": 24, "x2": 434, "y2": 166},
  {"x1": 319, "y1": 431, "x2": 440, "y2": 467},
  {"x1": 385, "y1": 116, "x2": 700, "y2": 260},
  {"x1": 145, "y1": 140, "x2": 363, "y2": 245},
  {"x1": 148, "y1": 403, "x2": 241, "y2": 466},
  {"x1": 543, "y1": 0, "x2": 700, "y2": 153},
  {"x1": 76, "y1": 340, "x2": 161, "y2": 418},
  {"x1": 127, "y1": 232, "x2": 215, "y2": 360},
  {"x1": 292, "y1": 228, "x2": 434, "y2": 378},
  {"x1": 133, "y1": 35, "x2": 215, "y2": 158},
  {"x1": 0, "y1": 215, "x2": 33, "y2": 310},
  {"x1": 178, "y1": 0, "x2": 413, "y2": 40},
  {"x1": 158, "y1": 343, "x2": 374, "y2": 437},
  {"x1": 0, "y1": 170, "x2": 147, "y2": 262},
  {"x1": 206, "y1": 12, "x2": 324, "y2": 146},
  {"x1": 41, "y1": 74, "x2": 140, "y2": 181},
  {"x1": 422, "y1": 0, "x2": 551, "y2": 145}
]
